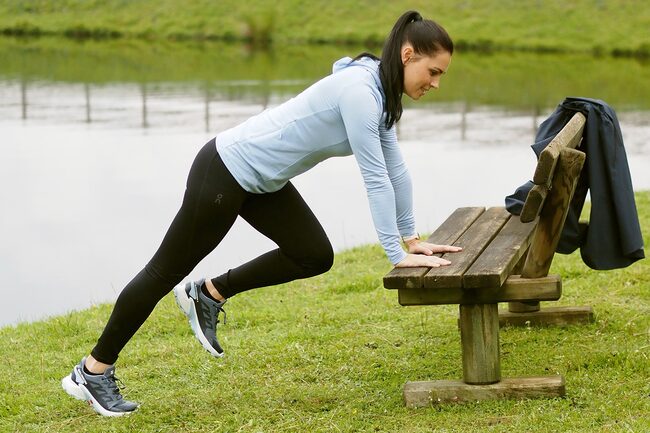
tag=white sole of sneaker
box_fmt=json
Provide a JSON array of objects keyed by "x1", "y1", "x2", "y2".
[
  {"x1": 61, "y1": 374, "x2": 86, "y2": 400},
  {"x1": 61, "y1": 374, "x2": 134, "y2": 417},
  {"x1": 173, "y1": 283, "x2": 224, "y2": 358}
]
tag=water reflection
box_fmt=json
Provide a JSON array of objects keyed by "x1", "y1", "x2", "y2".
[
  {"x1": 2, "y1": 39, "x2": 649, "y2": 327},
  {"x1": 9, "y1": 79, "x2": 650, "y2": 155},
  {"x1": 9, "y1": 79, "x2": 311, "y2": 132}
]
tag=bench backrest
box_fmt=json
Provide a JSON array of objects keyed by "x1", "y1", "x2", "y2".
[{"x1": 519, "y1": 112, "x2": 586, "y2": 278}]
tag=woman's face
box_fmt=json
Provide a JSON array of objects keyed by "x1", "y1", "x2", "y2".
[{"x1": 401, "y1": 44, "x2": 452, "y2": 100}]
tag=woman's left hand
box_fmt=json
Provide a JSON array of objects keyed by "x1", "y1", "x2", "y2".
[{"x1": 406, "y1": 240, "x2": 462, "y2": 256}]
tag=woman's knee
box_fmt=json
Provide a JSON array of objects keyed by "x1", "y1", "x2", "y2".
[
  {"x1": 295, "y1": 241, "x2": 334, "y2": 277},
  {"x1": 144, "y1": 261, "x2": 186, "y2": 289}
]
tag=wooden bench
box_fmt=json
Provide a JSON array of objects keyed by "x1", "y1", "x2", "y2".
[{"x1": 384, "y1": 112, "x2": 589, "y2": 407}]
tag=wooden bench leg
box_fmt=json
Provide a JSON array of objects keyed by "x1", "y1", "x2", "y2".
[
  {"x1": 460, "y1": 304, "x2": 500, "y2": 384},
  {"x1": 402, "y1": 302, "x2": 566, "y2": 407}
]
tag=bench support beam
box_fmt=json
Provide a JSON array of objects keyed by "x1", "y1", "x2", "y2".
[
  {"x1": 499, "y1": 306, "x2": 594, "y2": 327},
  {"x1": 398, "y1": 275, "x2": 561, "y2": 306},
  {"x1": 403, "y1": 376, "x2": 565, "y2": 407}
]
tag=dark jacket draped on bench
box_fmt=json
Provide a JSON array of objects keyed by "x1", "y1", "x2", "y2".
[{"x1": 506, "y1": 97, "x2": 645, "y2": 270}]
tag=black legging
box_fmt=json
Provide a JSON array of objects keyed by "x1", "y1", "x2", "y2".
[{"x1": 91, "y1": 139, "x2": 334, "y2": 364}]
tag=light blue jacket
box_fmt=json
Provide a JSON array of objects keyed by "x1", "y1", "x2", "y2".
[{"x1": 216, "y1": 56, "x2": 416, "y2": 264}]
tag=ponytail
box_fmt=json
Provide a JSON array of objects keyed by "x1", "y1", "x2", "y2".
[
  {"x1": 356, "y1": 11, "x2": 453, "y2": 129},
  {"x1": 380, "y1": 11, "x2": 422, "y2": 129}
]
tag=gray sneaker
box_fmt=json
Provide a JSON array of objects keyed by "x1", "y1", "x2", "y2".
[
  {"x1": 173, "y1": 278, "x2": 227, "y2": 357},
  {"x1": 61, "y1": 357, "x2": 138, "y2": 417}
]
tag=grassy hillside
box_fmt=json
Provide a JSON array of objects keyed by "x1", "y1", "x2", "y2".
[
  {"x1": 0, "y1": 191, "x2": 648, "y2": 432},
  {"x1": 1, "y1": 0, "x2": 649, "y2": 56}
]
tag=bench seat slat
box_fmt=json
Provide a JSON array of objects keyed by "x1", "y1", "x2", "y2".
[
  {"x1": 463, "y1": 217, "x2": 537, "y2": 289},
  {"x1": 383, "y1": 207, "x2": 484, "y2": 289},
  {"x1": 422, "y1": 207, "x2": 511, "y2": 289}
]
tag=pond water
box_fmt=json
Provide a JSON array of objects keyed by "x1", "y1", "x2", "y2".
[{"x1": 1, "y1": 38, "x2": 649, "y2": 326}]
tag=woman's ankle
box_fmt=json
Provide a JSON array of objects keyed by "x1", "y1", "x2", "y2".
[
  {"x1": 85, "y1": 354, "x2": 111, "y2": 374},
  {"x1": 205, "y1": 279, "x2": 226, "y2": 302}
]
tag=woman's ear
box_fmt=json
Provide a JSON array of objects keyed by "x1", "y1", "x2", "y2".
[{"x1": 401, "y1": 44, "x2": 414, "y2": 65}]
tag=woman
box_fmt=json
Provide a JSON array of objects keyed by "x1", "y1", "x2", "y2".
[{"x1": 62, "y1": 10, "x2": 459, "y2": 416}]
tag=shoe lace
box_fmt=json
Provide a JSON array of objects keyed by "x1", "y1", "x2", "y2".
[
  {"x1": 216, "y1": 304, "x2": 227, "y2": 325},
  {"x1": 101, "y1": 373, "x2": 126, "y2": 402}
]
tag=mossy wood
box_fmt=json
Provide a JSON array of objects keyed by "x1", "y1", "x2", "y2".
[
  {"x1": 383, "y1": 112, "x2": 590, "y2": 406},
  {"x1": 403, "y1": 377, "x2": 566, "y2": 407}
]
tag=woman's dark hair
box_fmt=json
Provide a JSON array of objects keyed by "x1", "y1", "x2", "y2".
[{"x1": 355, "y1": 11, "x2": 453, "y2": 129}]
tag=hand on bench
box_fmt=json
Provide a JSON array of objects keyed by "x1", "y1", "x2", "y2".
[{"x1": 396, "y1": 242, "x2": 463, "y2": 268}]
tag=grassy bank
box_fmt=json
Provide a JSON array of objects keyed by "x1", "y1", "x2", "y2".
[
  {"x1": 0, "y1": 192, "x2": 648, "y2": 432},
  {"x1": 1, "y1": 0, "x2": 649, "y2": 57}
]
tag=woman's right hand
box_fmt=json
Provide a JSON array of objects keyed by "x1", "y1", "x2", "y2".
[{"x1": 395, "y1": 253, "x2": 452, "y2": 268}]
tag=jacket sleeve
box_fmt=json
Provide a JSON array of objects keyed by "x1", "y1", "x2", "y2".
[
  {"x1": 380, "y1": 124, "x2": 416, "y2": 237},
  {"x1": 338, "y1": 85, "x2": 407, "y2": 265}
]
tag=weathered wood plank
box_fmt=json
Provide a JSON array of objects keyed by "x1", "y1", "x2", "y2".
[
  {"x1": 422, "y1": 208, "x2": 511, "y2": 289},
  {"x1": 463, "y1": 217, "x2": 536, "y2": 289},
  {"x1": 523, "y1": 113, "x2": 585, "y2": 222},
  {"x1": 522, "y1": 148, "x2": 586, "y2": 278},
  {"x1": 532, "y1": 112, "x2": 586, "y2": 186},
  {"x1": 499, "y1": 306, "x2": 595, "y2": 327},
  {"x1": 534, "y1": 147, "x2": 559, "y2": 189},
  {"x1": 520, "y1": 185, "x2": 547, "y2": 223},
  {"x1": 384, "y1": 207, "x2": 485, "y2": 290},
  {"x1": 460, "y1": 303, "x2": 501, "y2": 384},
  {"x1": 403, "y1": 376, "x2": 565, "y2": 407},
  {"x1": 397, "y1": 275, "x2": 561, "y2": 305},
  {"x1": 502, "y1": 274, "x2": 562, "y2": 295}
]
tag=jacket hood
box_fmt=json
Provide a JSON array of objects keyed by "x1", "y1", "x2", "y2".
[{"x1": 332, "y1": 56, "x2": 384, "y2": 99}]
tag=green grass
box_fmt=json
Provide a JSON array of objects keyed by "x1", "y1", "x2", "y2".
[
  {"x1": 0, "y1": 0, "x2": 649, "y2": 57},
  {"x1": 1, "y1": 191, "x2": 649, "y2": 432}
]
